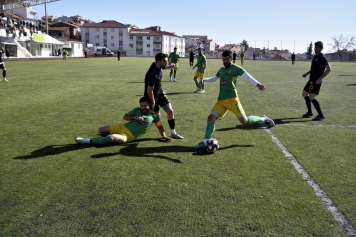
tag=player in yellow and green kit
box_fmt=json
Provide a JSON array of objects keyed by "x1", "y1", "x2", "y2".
[
  {"x1": 62, "y1": 49, "x2": 68, "y2": 63},
  {"x1": 193, "y1": 50, "x2": 275, "y2": 149},
  {"x1": 240, "y1": 51, "x2": 245, "y2": 65},
  {"x1": 192, "y1": 47, "x2": 207, "y2": 93},
  {"x1": 168, "y1": 47, "x2": 180, "y2": 82},
  {"x1": 75, "y1": 97, "x2": 172, "y2": 145}
]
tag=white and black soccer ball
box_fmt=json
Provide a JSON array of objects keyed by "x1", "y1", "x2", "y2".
[{"x1": 206, "y1": 138, "x2": 219, "y2": 153}]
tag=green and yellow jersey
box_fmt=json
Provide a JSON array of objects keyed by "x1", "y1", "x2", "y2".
[
  {"x1": 196, "y1": 54, "x2": 206, "y2": 73},
  {"x1": 124, "y1": 107, "x2": 160, "y2": 139},
  {"x1": 215, "y1": 64, "x2": 245, "y2": 101},
  {"x1": 240, "y1": 52, "x2": 244, "y2": 58},
  {"x1": 169, "y1": 52, "x2": 180, "y2": 67}
]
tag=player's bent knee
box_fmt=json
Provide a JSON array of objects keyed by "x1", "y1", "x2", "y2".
[
  {"x1": 98, "y1": 125, "x2": 110, "y2": 134},
  {"x1": 111, "y1": 134, "x2": 125, "y2": 143},
  {"x1": 208, "y1": 114, "x2": 218, "y2": 121}
]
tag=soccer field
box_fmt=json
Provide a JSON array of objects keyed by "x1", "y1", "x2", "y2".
[{"x1": 1, "y1": 57, "x2": 355, "y2": 236}]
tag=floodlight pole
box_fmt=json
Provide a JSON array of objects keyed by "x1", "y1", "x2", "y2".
[{"x1": 45, "y1": 2, "x2": 48, "y2": 35}]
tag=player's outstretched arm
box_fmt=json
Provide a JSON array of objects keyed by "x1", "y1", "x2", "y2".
[
  {"x1": 156, "y1": 124, "x2": 172, "y2": 141},
  {"x1": 242, "y1": 71, "x2": 265, "y2": 91}
]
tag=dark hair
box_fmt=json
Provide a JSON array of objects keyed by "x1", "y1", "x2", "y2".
[
  {"x1": 174, "y1": 47, "x2": 177, "y2": 50},
  {"x1": 155, "y1": 53, "x2": 168, "y2": 61},
  {"x1": 315, "y1": 41, "x2": 323, "y2": 50},
  {"x1": 139, "y1": 97, "x2": 150, "y2": 103},
  {"x1": 222, "y1": 50, "x2": 232, "y2": 58},
  {"x1": 198, "y1": 47, "x2": 202, "y2": 50}
]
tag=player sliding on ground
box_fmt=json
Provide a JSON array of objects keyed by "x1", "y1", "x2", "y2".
[
  {"x1": 75, "y1": 97, "x2": 172, "y2": 145},
  {"x1": 193, "y1": 50, "x2": 275, "y2": 149}
]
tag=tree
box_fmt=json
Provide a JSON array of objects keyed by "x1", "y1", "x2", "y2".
[
  {"x1": 241, "y1": 40, "x2": 249, "y2": 52},
  {"x1": 306, "y1": 42, "x2": 313, "y2": 60},
  {"x1": 329, "y1": 34, "x2": 356, "y2": 61}
]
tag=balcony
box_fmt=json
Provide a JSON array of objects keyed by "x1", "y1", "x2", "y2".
[{"x1": 153, "y1": 48, "x2": 161, "y2": 52}]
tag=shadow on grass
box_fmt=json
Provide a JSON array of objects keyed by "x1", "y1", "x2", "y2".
[
  {"x1": 339, "y1": 75, "x2": 355, "y2": 77},
  {"x1": 345, "y1": 84, "x2": 356, "y2": 86},
  {"x1": 91, "y1": 143, "x2": 251, "y2": 162},
  {"x1": 135, "y1": 92, "x2": 195, "y2": 97},
  {"x1": 13, "y1": 138, "x2": 249, "y2": 162}
]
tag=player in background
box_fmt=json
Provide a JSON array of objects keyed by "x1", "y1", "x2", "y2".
[
  {"x1": 75, "y1": 97, "x2": 172, "y2": 145},
  {"x1": 117, "y1": 50, "x2": 121, "y2": 62},
  {"x1": 0, "y1": 47, "x2": 9, "y2": 82},
  {"x1": 291, "y1": 52, "x2": 296, "y2": 65},
  {"x1": 189, "y1": 49, "x2": 195, "y2": 68},
  {"x1": 168, "y1": 47, "x2": 180, "y2": 82},
  {"x1": 145, "y1": 53, "x2": 184, "y2": 139},
  {"x1": 193, "y1": 50, "x2": 275, "y2": 149},
  {"x1": 240, "y1": 51, "x2": 245, "y2": 65},
  {"x1": 192, "y1": 47, "x2": 207, "y2": 93},
  {"x1": 253, "y1": 52, "x2": 256, "y2": 61},
  {"x1": 62, "y1": 49, "x2": 67, "y2": 63},
  {"x1": 232, "y1": 51, "x2": 237, "y2": 63},
  {"x1": 302, "y1": 41, "x2": 331, "y2": 121}
]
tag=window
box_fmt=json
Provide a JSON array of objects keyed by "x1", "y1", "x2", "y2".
[
  {"x1": 137, "y1": 36, "x2": 142, "y2": 40},
  {"x1": 154, "y1": 36, "x2": 160, "y2": 41},
  {"x1": 129, "y1": 44, "x2": 133, "y2": 48},
  {"x1": 111, "y1": 43, "x2": 115, "y2": 47},
  {"x1": 119, "y1": 28, "x2": 123, "y2": 33},
  {"x1": 111, "y1": 28, "x2": 114, "y2": 32},
  {"x1": 111, "y1": 36, "x2": 114, "y2": 39},
  {"x1": 95, "y1": 28, "x2": 99, "y2": 32},
  {"x1": 119, "y1": 36, "x2": 123, "y2": 40},
  {"x1": 85, "y1": 35, "x2": 89, "y2": 40},
  {"x1": 147, "y1": 51, "x2": 150, "y2": 55},
  {"x1": 95, "y1": 35, "x2": 99, "y2": 39},
  {"x1": 85, "y1": 28, "x2": 89, "y2": 33},
  {"x1": 147, "y1": 44, "x2": 150, "y2": 47},
  {"x1": 95, "y1": 43, "x2": 100, "y2": 46},
  {"x1": 103, "y1": 35, "x2": 107, "y2": 39},
  {"x1": 104, "y1": 43, "x2": 107, "y2": 47},
  {"x1": 103, "y1": 28, "x2": 107, "y2": 32},
  {"x1": 129, "y1": 36, "x2": 133, "y2": 41},
  {"x1": 147, "y1": 36, "x2": 150, "y2": 40},
  {"x1": 119, "y1": 43, "x2": 123, "y2": 49}
]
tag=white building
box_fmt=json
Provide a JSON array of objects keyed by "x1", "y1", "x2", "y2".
[
  {"x1": 128, "y1": 26, "x2": 185, "y2": 57},
  {"x1": 81, "y1": 20, "x2": 132, "y2": 52},
  {"x1": 13, "y1": 6, "x2": 38, "y2": 20},
  {"x1": 81, "y1": 21, "x2": 185, "y2": 57}
]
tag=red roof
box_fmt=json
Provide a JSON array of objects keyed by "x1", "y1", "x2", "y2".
[
  {"x1": 82, "y1": 20, "x2": 127, "y2": 28},
  {"x1": 129, "y1": 29, "x2": 180, "y2": 37}
]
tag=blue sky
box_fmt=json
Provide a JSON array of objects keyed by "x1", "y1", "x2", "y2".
[{"x1": 37, "y1": 0, "x2": 356, "y2": 53}]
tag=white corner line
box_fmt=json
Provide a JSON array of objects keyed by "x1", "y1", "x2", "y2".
[{"x1": 264, "y1": 128, "x2": 356, "y2": 237}]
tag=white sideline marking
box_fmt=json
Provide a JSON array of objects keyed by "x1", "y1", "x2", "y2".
[
  {"x1": 264, "y1": 128, "x2": 356, "y2": 237},
  {"x1": 280, "y1": 124, "x2": 356, "y2": 129}
]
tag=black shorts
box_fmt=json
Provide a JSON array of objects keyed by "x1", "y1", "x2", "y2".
[
  {"x1": 303, "y1": 81, "x2": 322, "y2": 95},
  {"x1": 145, "y1": 94, "x2": 170, "y2": 112},
  {"x1": 0, "y1": 62, "x2": 5, "y2": 69},
  {"x1": 189, "y1": 58, "x2": 194, "y2": 62}
]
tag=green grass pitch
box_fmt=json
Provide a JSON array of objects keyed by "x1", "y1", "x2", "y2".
[{"x1": 0, "y1": 57, "x2": 355, "y2": 236}]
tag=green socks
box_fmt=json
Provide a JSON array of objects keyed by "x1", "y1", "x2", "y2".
[
  {"x1": 173, "y1": 72, "x2": 177, "y2": 79},
  {"x1": 90, "y1": 135, "x2": 114, "y2": 145},
  {"x1": 204, "y1": 120, "x2": 215, "y2": 139},
  {"x1": 194, "y1": 79, "x2": 199, "y2": 88},
  {"x1": 247, "y1": 116, "x2": 262, "y2": 125},
  {"x1": 201, "y1": 81, "x2": 205, "y2": 90},
  {"x1": 170, "y1": 71, "x2": 173, "y2": 78}
]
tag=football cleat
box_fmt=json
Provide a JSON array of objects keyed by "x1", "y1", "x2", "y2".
[
  {"x1": 171, "y1": 133, "x2": 184, "y2": 139},
  {"x1": 193, "y1": 141, "x2": 206, "y2": 149},
  {"x1": 200, "y1": 90, "x2": 205, "y2": 93},
  {"x1": 302, "y1": 112, "x2": 314, "y2": 118},
  {"x1": 262, "y1": 115, "x2": 275, "y2": 127},
  {"x1": 173, "y1": 79, "x2": 177, "y2": 82},
  {"x1": 312, "y1": 115, "x2": 325, "y2": 121},
  {"x1": 194, "y1": 89, "x2": 201, "y2": 93},
  {"x1": 75, "y1": 137, "x2": 87, "y2": 144}
]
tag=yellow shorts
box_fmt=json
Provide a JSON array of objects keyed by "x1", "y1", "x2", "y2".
[
  {"x1": 194, "y1": 71, "x2": 205, "y2": 79},
  {"x1": 109, "y1": 124, "x2": 136, "y2": 142},
  {"x1": 211, "y1": 97, "x2": 245, "y2": 120}
]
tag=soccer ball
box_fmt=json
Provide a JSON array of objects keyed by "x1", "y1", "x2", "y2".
[{"x1": 206, "y1": 138, "x2": 219, "y2": 153}]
